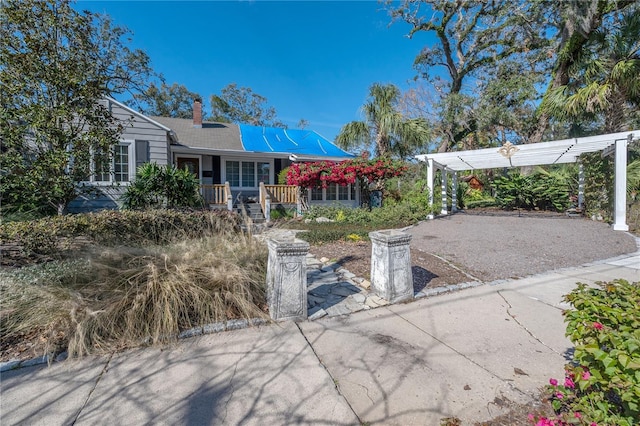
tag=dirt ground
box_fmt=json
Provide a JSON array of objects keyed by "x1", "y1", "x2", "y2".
[{"x1": 309, "y1": 239, "x2": 471, "y2": 293}]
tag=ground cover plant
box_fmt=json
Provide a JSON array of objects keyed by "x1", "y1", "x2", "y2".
[
  {"x1": 288, "y1": 202, "x2": 428, "y2": 245},
  {"x1": 530, "y1": 279, "x2": 640, "y2": 426},
  {"x1": 0, "y1": 210, "x2": 268, "y2": 359}
]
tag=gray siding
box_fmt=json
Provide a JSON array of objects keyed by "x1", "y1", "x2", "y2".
[
  {"x1": 68, "y1": 186, "x2": 127, "y2": 213},
  {"x1": 68, "y1": 100, "x2": 172, "y2": 213},
  {"x1": 109, "y1": 101, "x2": 170, "y2": 165}
]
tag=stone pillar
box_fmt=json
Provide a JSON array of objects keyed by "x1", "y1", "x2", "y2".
[
  {"x1": 266, "y1": 233, "x2": 309, "y2": 321},
  {"x1": 369, "y1": 230, "x2": 414, "y2": 303}
]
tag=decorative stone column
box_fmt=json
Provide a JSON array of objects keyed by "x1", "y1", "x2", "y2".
[
  {"x1": 266, "y1": 233, "x2": 309, "y2": 321},
  {"x1": 369, "y1": 230, "x2": 414, "y2": 303}
]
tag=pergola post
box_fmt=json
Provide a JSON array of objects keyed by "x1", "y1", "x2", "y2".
[
  {"x1": 441, "y1": 169, "x2": 448, "y2": 215},
  {"x1": 578, "y1": 162, "x2": 584, "y2": 211},
  {"x1": 451, "y1": 172, "x2": 458, "y2": 213},
  {"x1": 613, "y1": 137, "x2": 629, "y2": 231},
  {"x1": 427, "y1": 158, "x2": 434, "y2": 220}
]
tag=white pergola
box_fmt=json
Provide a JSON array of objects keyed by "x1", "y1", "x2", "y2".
[{"x1": 415, "y1": 130, "x2": 639, "y2": 231}]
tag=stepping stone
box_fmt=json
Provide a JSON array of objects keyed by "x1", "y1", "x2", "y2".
[
  {"x1": 344, "y1": 299, "x2": 365, "y2": 313},
  {"x1": 341, "y1": 271, "x2": 356, "y2": 279},
  {"x1": 352, "y1": 293, "x2": 366, "y2": 303},
  {"x1": 360, "y1": 279, "x2": 371, "y2": 290},
  {"x1": 307, "y1": 294, "x2": 326, "y2": 306},
  {"x1": 308, "y1": 307, "x2": 327, "y2": 320},
  {"x1": 331, "y1": 286, "x2": 358, "y2": 297},
  {"x1": 325, "y1": 304, "x2": 352, "y2": 317},
  {"x1": 309, "y1": 285, "x2": 333, "y2": 296}
]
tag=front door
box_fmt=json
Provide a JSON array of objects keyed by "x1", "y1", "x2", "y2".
[{"x1": 177, "y1": 157, "x2": 200, "y2": 179}]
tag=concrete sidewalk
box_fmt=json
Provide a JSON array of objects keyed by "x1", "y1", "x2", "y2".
[{"x1": 1, "y1": 250, "x2": 638, "y2": 425}]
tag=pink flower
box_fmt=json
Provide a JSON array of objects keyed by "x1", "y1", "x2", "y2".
[
  {"x1": 590, "y1": 423, "x2": 597, "y2": 426},
  {"x1": 556, "y1": 392, "x2": 564, "y2": 399},
  {"x1": 582, "y1": 371, "x2": 591, "y2": 380},
  {"x1": 549, "y1": 378, "x2": 558, "y2": 386},
  {"x1": 528, "y1": 413, "x2": 535, "y2": 421},
  {"x1": 574, "y1": 412, "x2": 582, "y2": 418},
  {"x1": 593, "y1": 322, "x2": 603, "y2": 330},
  {"x1": 564, "y1": 377, "x2": 575, "y2": 388}
]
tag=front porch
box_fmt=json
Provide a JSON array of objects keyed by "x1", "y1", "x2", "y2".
[{"x1": 202, "y1": 182, "x2": 300, "y2": 222}]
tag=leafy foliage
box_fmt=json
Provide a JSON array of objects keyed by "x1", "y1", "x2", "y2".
[
  {"x1": 129, "y1": 81, "x2": 202, "y2": 119},
  {"x1": 581, "y1": 153, "x2": 614, "y2": 221},
  {"x1": 122, "y1": 163, "x2": 204, "y2": 210},
  {"x1": 0, "y1": 0, "x2": 154, "y2": 215},
  {"x1": 541, "y1": 5, "x2": 640, "y2": 134},
  {"x1": 492, "y1": 169, "x2": 572, "y2": 212},
  {"x1": 537, "y1": 280, "x2": 640, "y2": 425},
  {"x1": 335, "y1": 83, "x2": 430, "y2": 158},
  {"x1": 210, "y1": 83, "x2": 285, "y2": 127},
  {"x1": 390, "y1": 0, "x2": 549, "y2": 151}
]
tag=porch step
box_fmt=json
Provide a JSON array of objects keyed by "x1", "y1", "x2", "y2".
[{"x1": 235, "y1": 202, "x2": 265, "y2": 223}]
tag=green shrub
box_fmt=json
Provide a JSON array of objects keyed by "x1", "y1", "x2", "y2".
[
  {"x1": 465, "y1": 198, "x2": 498, "y2": 209},
  {"x1": 540, "y1": 280, "x2": 640, "y2": 425},
  {"x1": 492, "y1": 169, "x2": 571, "y2": 212},
  {"x1": 122, "y1": 163, "x2": 204, "y2": 210},
  {"x1": 0, "y1": 209, "x2": 241, "y2": 256},
  {"x1": 277, "y1": 167, "x2": 290, "y2": 185},
  {"x1": 269, "y1": 205, "x2": 296, "y2": 220}
]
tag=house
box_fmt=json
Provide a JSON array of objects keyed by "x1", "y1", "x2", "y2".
[
  {"x1": 68, "y1": 98, "x2": 357, "y2": 216},
  {"x1": 460, "y1": 175, "x2": 484, "y2": 191}
]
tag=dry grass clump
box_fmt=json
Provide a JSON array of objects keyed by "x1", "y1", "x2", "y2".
[{"x1": 0, "y1": 231, "x2": 268, "y2": 358}]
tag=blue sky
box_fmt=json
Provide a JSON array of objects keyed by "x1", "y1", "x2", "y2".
[{"x1": 78, "y1": 1, "x2": 434, "y2": 141}]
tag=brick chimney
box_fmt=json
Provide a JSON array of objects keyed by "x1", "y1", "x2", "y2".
[{"x1": 193, "y1": 99, "x2": 202, "y2": 128}]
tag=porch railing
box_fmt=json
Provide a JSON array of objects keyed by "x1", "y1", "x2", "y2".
[
  {"x1": 259, "y1": 184, "x2": 299, "y2": 222},
  {"x1": 263, "y1": 184, "x2": 298, "y2": 204},
  {"x1": 259, "y1": 182, "x2": 271, "y2": 222},
  {"x1": 201, "y1": 182, "x2": 233, "y2": 210}
]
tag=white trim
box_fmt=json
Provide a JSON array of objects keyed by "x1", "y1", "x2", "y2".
[
  {"x1": 222, "y1": 157, "x2": 274, "y2": 190},
  {"x1": 81, "y1": 139, "x2": 135, "y2": 186}
]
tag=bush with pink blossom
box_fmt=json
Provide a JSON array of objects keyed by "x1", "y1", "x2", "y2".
[{"x1": 529, "y1": 279, "x2": 639, "y2": 426}]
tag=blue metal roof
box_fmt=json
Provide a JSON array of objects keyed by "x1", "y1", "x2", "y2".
[{"x1": 238, "y1": 124, "x2": 354, "y2": 158}]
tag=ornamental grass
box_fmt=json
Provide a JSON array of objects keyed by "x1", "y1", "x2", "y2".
[{"x1": 0, "y1": 232, "x2": 268, "y2": 358}]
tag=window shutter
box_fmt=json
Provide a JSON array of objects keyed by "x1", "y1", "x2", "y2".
[{"x1": 135, "y1": 140, "x2": 149, "y2": 168}]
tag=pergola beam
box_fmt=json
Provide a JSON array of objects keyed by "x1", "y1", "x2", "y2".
[{"x1": 417, "y1": 130, "x2": 639, "y2": 231}]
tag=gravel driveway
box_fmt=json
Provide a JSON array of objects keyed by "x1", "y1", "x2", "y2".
[{"x1": 407, "y1": 211, "x2": 638, "y2": 282}]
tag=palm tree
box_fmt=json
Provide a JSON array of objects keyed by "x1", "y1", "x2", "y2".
[
  {"x1": 335, "y1": 83, "x2": 430, "y2": 158},
  {"x1": 542, "y1": 9, "x2": 640, "y2": 133}
]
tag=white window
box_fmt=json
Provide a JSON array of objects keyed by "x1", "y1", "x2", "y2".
[
  {"x1": 224, "y1": 159, "x2": 271, "y2": 188},
  {"x1": 308, "y1": 184, "x2": 355, "y2": 202},
  {"x1": 91, "y1": 142, "x2": 134, "y2": 184},
  {"x1": 226, "y1": 161, "x2": 240, "y2": 186}
]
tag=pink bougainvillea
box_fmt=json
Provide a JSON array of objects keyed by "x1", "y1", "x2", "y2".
[{"x1": 286, "y1": 157, "x2": 407, "y2": 190}]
